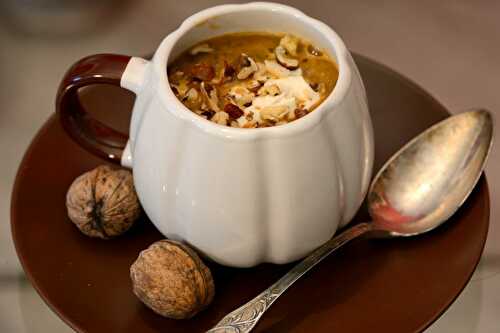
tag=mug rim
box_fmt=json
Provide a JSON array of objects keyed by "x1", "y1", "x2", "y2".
[{"x1": 154, "y1": 1, "x2": 352, "y2": 140}]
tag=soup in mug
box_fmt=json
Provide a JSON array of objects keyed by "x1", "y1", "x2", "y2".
[{"x1": 168, "y1": 33, "x2": 339, "y2": 128}]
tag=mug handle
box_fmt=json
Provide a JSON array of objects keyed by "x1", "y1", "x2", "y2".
[{"x1": 56, "y1": 54, "x2": 147, "y2": 164}]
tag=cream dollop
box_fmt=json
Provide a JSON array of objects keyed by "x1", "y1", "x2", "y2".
[{"x1": 237, "y1": 76, "x2": 319, "y2": 126}]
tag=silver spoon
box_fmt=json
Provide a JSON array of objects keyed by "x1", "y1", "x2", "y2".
[{"x1": 207, "y1": 109, "x2": 493, "y2": 333}]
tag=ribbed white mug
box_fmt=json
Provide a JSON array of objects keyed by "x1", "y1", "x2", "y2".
[{"x1": 57, "y1": 2, "x2": 374, "y2": 267}]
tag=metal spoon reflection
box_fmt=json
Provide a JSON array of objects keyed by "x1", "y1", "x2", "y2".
[{"x1": 207, "y1": 109, "x2": 493, "y2": 333}]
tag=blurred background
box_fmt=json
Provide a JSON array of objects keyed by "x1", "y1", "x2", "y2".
[{"x1": 1, "y1": 1, "x2": 499, "y2": 332}]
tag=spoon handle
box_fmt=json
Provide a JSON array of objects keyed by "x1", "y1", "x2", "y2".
[{"x1": 206, "y1": 222, "x2": 373, "y2": 333}]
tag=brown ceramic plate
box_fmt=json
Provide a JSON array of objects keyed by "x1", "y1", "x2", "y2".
[{"x1": 11, "y1": 54, "x2": 489, "y2": 332}]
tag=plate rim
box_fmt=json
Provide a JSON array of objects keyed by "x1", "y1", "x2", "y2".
[{"x1": 10, "y1": 54, "x2": 491, "y2": 333}]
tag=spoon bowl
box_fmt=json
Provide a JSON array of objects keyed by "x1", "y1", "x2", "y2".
[
  {"x1": 208, "y1": 109, "x2": 493, "y2": 333},
  {"x1": 369, "y1": 109, "x2": 493, "y2": 236}
]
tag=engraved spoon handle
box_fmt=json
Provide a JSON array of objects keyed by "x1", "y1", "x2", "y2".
[{"x1": 206, "y1": 222, "x2": 373, "y2": 333}]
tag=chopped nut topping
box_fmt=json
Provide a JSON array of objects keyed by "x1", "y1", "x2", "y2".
[
  {"x1": 264, "y1": 60, "x2": 293, "y2": 78},
  {"x1": 246, "y1": 80, "x2": 261, "y2": 92},
  {"x1": 242, "y1": 120, "x2": 257, "y2": 128},
  {"x1": 170, "y1": 85, "x2": 179, "y2": 95},
  {"x1": 200, "y1": 82, "x2": 220, "y2": 112},
  {"x1": 258, "y1": 84, "x2": 280, "y2": 96},
  {"x1": 294, "y1": 108, "x2": 308, "y2": 119},
  {"x1": 190, "y1": 43, "x2": 214, "y2": 55},
  {"x1": 211, "y1": 111, "x2": 229, "y2": 125},
  {"x1": 228, "y1": 86, "x2": 254, "y2": 107},
  {"x1": 168, "y1": 33, "x2": 337, "y2": 128},
  {"x1": 224, "y1": 61, "x2": 236, "y2": 78},
  {"x1": 182, "y1": 87, "x2": 201, "y2": 110},
  {"x1": 275, "y1": 45, "x2": 299, "y2": 69},
  {"x1": 170, "y1": 79, "x2": 189, "y2": 98},
  {"x1": 237, "y1": 54, "x2": 258, "y2": 80},
  {"x1": 253, "y1": 62, "x2": 271, "y2": 82},
  {"x1": 201, "y1": 110, "x2": 215, "y2": 119},
  {"x1": 260, "y1": 105, "x2": 290, "y2": 121},
  {"x1": 169, "y1": 71, "x2": 184, "y2": 80},
  {"x1": 191, "y1": 63, "x2": 215, "y2": 81},
  {"x1": 224, "y1": 103, "x2": 244, "y2": 119},
  {"x1": 212, "y1": 61, "x2": 237, "y2": 84},
  {"x1": 280, "y1": 34, "x2": 299, "y2": 56},
  {"x1": 185, "y1": 88, "x2": 198, "y2": 101}
]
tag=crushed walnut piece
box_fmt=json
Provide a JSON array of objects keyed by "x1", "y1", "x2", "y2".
[
  {"x1": 280, "y1": 34, "x2": 299, "y2": 56},
  {"x1": 228, "y1": 85, "x2": 254, "y2": 107},
  {"x1": 168, "y1": 33, "x2": 338, "y2": 128},
  {"x1": 191, "y1": 63, "x2": 215, "y2": 82},
  {"x1": 275, "y1": 45, "x2": 299, "y2": 69},
  {"x1": 211, "y1": 111, "x2": 229, "y2": 125},
  {"x1": 190, "y1": 43, "x2": 214, "y2": 55},
  {"x1": 237, "y1": 54, "x2": 258, "y2": 80},
  {"x1": 224, "y1": 103, "x2": 244, "y2": 119}
]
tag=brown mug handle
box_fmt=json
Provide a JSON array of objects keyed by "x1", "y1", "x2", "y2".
[{"x1": 56, "y1": 54, "x2": 132, "y2": 163}]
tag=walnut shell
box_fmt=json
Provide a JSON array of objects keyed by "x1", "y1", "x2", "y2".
[
  {"x1": 66, "y1": 165, "x2": 140, "y2": 239},
  {"x1": 130, "y1": 240, "x2": 215, "y2": 319}
]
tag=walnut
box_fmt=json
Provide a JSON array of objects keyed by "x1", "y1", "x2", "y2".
[
  {"x1": 66, "y1": 165, "x2": 140, "y2": 239},
  {"x1": 130, "y1": 240, "x2": 215, "y2": 319}
]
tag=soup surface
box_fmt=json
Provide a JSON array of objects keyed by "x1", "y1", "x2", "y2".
[{"x1": 168, "y1": 32, "x2": 339, "y2": 128}]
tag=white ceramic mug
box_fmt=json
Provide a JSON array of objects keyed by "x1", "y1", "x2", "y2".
[{"x1": 57, "y1": 2, "x2": 374, "y2": 267}]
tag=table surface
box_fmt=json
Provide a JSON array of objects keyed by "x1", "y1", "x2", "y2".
[{"x1": 1, "y1": 1, "x2": 499, "y2": 332}]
